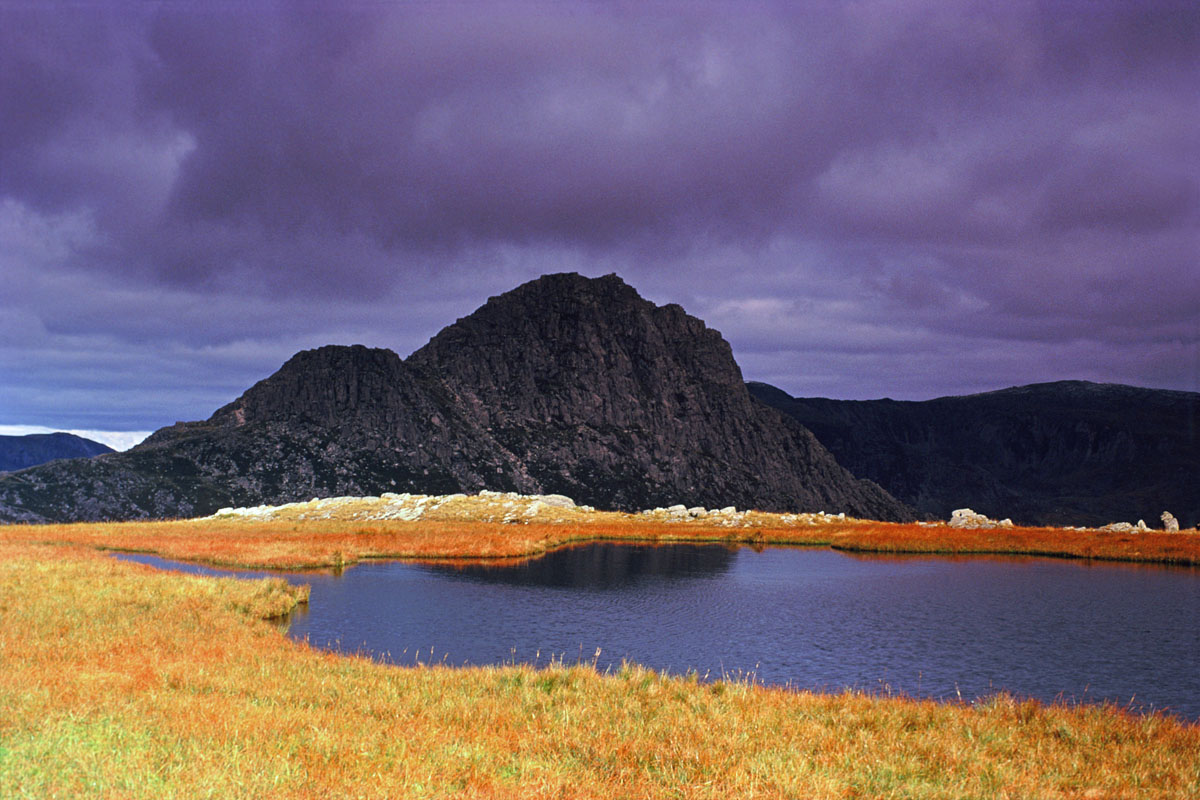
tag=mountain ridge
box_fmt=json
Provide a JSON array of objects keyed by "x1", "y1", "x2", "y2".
[
  {"x1": 0, "y1": 432, "x2": 114, "y2": 473},
  {"x1": 749, "y1": 379, "x2": 1200, "y2": 528},
  {"x1": 0, "y1": 273, "x2": 909, "y2": 523}
]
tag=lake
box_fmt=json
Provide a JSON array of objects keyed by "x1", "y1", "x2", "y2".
[{"x1": 118, "y1": 543, "x2": 1200, "y2": 720}]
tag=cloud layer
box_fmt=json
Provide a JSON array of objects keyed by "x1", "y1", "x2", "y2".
[{"x1": 2, "y1": 1, "x2": 1197, "y2": 431}]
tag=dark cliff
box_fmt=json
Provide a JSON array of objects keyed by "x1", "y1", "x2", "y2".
[
  {"x1": 409, "y1": 273, "x2": 908, "y2": 517},
  {"x1": 124, "y1": 345, "x2": 539, "y2": 507},
  {"x1": 0, "y1": 273, "x2": 911, "y2": 523},
  {"x1": 750, "y1": 380, "x2": 1200, "y2": 528}
]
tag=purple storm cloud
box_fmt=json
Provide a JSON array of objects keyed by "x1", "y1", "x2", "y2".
[{"x1": 1, "y1": 0, "x2": 1197, "y2": 437}]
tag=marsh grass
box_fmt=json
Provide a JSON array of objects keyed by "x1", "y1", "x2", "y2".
[
  {"x1": 1, "y1": 516, "x2": 830, "y2": 569},
  {"x1": 1, "y1": 541, "x2": 1197, "y2": 798},
  {"x1": 1, "y1": 514, "x2": 1195, "y2": 571},
  {"x1": 827, "y1": 522, "x2": 1200, "y2": 566}
]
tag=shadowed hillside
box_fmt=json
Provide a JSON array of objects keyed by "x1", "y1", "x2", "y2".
[
  {"x1": 750, "y1": 380, "x2": 1200, "y2": 528},
  {"x1": 0, "y1": 432, "x2": 113, "y2": 472}
]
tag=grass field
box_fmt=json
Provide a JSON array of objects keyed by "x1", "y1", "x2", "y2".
[
  {"x1": 3, "y1": 510, "x2": 1197, "y2": 571},
  {"x1": 2, "y1": 511, "x2": 1198, "y2": 798}
]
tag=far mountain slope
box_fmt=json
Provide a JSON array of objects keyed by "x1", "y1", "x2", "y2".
[
  {"x1": 750, "y1": 380, "x2": 1200, "y2": 528},
  {"x1": 0, "y1": 433, "x2": 113, "y2": 472}
]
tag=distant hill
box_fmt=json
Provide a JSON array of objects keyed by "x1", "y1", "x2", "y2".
[
  {"x1": 749, "y1": 381, "x2": 1200, "y2": 528},
  {"x1": 0, "y1": 273, "x2": 910, "y2": 524},
  {"x1": 0, "y1": 433, "x2": 113, "y2": 473}
]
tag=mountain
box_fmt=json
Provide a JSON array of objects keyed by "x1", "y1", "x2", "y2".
[
  {"x1": 0, "y1": 273, "x2": 911, "y2": 523},
  {"x1": 750, "y1": 380, "x2": 1200, "y2": 528},
  {"x1": 407, "y1": 274, "x2": 904, "y2": 515},
  {"x1": 0, "y1": 433, "x2": 113, "y2": 472}
]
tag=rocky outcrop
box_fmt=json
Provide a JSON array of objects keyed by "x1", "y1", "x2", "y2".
[
  {"x1": 138, "y1": 344, "x2": 541, "y2": 498},
  {"x1": 0, "y1": 273, "x2": 912, "y2": 523},
  {"x1": 948, "y1": 508, "x2": 1014, "y2": 529},
  {"x1": 751, "y1": 380, "x2": 1200, "y2": 528},
  {"x1": 409, "y1": 273, "x2": 907, "y2": 518},
  {"x1": 0, "y1": 432, "x2": 113, "y2": 472}
]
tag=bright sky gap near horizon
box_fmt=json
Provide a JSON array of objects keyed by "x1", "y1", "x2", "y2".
[
  {"x1": 2, "y1": 1, "x2": 1197, "y2": 442},
  {"x1": 0, "y1": 425, "x2": 151, "y2": 452}
]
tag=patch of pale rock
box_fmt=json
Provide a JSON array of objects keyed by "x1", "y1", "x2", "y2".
[
  {"x1": 536, "y1": 494, "x2": 576, "y2": 509},
  {"x1": 948, "y1": 508, "x2": 1014, "y2": 530},
  {"x1": 206, "y1": 490, "x2": 576, "y2": 524},
  {"x1": 1100, "y1": 512, "x2": 1180, "y2": 533}
]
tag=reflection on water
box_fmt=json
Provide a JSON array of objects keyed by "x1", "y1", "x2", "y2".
[
  {"x1": 421, "y1": 541, "x2": 736, "y2": 588},
  {"x1": 116, "y1": 544, "x2": 1200, "y2": 721}
]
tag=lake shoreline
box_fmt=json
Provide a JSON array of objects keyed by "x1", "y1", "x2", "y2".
[
  {"x1": 3, "y1": 508, "x2": 1197, "y2": 571},
  {"x1": 116, "y1": 543, "x2": 1200, "y2": 722},
  {"x1": 2, "y1": 540, "x2": 1197, "y2": 798}
]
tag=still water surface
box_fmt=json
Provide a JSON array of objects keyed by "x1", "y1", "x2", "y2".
[{"x1": 120, "y1": 544, "x2": 1200, "y2": 720}]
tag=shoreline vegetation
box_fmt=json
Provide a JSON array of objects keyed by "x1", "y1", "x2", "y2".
[
  {"x1": 2, "y1": 492, "x2": 1196, "y2": 571},
  {"x1": 3, "y1": 497, "x2": 1198, "y2": 797}
]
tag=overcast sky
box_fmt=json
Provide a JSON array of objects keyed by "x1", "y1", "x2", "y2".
[{"x1": 3, "y1": 0, "x2": 1197, "y2": 447}]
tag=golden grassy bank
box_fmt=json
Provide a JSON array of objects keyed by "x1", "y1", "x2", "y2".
[
  {"x1": 1, "y1": 541, "x2": 1197, "y2": 799},
  {"x1": 828, "y1": 522, "x2": 1200, "y2": 566},
  {"x1": 2, "y1": 513, "x2": 1196, "y2": 570}
]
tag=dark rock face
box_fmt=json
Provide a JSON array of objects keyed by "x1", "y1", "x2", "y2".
[
  {"x1": 0, "y1": 433, "x2": 113, "y2": 473},
  {"x1": 751, "y1": 380, "x2": 1200, "y2": 528},
  {"x1": 140, "y1": 345, "x2": 538, "y2": 497},
  {"x1": 410, "y1": 273, "x2": 908, "y2": 517},
  {"x1": 0, "y1": 273, "x2": 911, "y2": 523}
]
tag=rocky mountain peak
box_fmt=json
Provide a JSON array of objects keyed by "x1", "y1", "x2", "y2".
[
  {"x1": 408, "y1": 272, "x2": 747, "y2": 430},
  {"x1": 0, "y1": 272, "x2": 912, "y2": 522},
  {"x1": 210, "y1": 344, "x2": 411, "y2": 429},
  {"x1": 408, "y1": 272, "x2": 907, "y2": 517}
]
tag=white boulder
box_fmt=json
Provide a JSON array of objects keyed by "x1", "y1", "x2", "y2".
[
  {"x1": 535, "y1": 494, "x2": 576, "y2": 509},
  {"x1": 948, "y1": 508, "x2": 1002, "y2": 529}
]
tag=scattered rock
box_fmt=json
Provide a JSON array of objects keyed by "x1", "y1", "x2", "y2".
[
  {"x1": 535, "y1": 494, "x2": 576, "y2": 509},
  {"x1": 948, "y1": 508, "x2": 1008, "y2": 529},
  {"x1": 1100, "y1": 522, "x2": 1136, "y2": 533},
  {"x1": 1162, "y1": 511, "x2": 1179, "y2": 532}
]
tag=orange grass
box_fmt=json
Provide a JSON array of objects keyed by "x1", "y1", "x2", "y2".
[
  {"x1": 2, "y1": 541, "x2": 1197, "y2": 799},
  {"x1": 0, "y1": 516, "x2": 832, "y2": 569},
  {"x1": 827, "y1": 522, "x2": 1200, "y2": 566},
  {"x1": 1, "y1": 515, "x2": 1196, "y2": 570}
]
